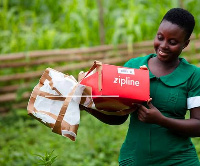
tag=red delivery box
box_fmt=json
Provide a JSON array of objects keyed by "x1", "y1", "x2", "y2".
[{"x1": 80, "y1": 61, "x2": 150, "y2": 112}]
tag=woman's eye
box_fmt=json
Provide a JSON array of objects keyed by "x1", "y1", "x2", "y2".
[
  {"x1": 157, "y1": 35, "x2": 163, "y2": 40},
  {"x1": 169, "y1": 40, "x2": 177, "y2": 45}
]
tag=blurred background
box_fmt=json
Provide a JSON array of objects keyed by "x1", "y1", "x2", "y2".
[{"x1": 0, "y1": 0, "x2": 200, "y2": 165}]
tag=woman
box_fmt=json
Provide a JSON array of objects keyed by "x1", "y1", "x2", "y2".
[{"x1": 82, "y1": 8, "x2": 200, "y2": 165}]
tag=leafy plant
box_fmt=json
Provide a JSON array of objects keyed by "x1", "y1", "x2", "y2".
[{"x1": 34, "y1": 150, "x2": 57, "y2": 166}]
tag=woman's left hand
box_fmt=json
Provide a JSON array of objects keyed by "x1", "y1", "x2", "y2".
[{"x1": 137, "y1": 99, "x2": 164, "y2": 124}]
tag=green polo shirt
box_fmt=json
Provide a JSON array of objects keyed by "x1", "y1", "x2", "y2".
[{"x1": 119, "y1": 54, "x2": 200, "y2": 166}]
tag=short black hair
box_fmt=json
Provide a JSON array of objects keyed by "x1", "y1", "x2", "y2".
[{"x1": 161, "y1": 8, "x2": 195, "y2": 40}]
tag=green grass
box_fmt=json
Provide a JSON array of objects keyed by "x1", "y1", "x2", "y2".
[
  {"x1": 0, "y1": 109, "x2": 199, "y2": 166},
  {"x1": 0, "y1": 109, "x2": 128, "y2": 166}
]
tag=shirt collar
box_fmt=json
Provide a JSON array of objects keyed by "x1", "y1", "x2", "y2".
[{"x1": 146, "y1": 54, "x2": 195, "y2": 86}]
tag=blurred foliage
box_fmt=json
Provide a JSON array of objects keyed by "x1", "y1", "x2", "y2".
[
  {"x1": 0, "y1": 0, "x2": 200, "y2": 54},
  {"x1": 0, "y1": 0, "x2": 200, "y2": 165}
]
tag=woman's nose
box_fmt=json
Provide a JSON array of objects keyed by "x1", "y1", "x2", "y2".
[{"x1": 160, "y1": 41, "x2": 169, "y2": 49}]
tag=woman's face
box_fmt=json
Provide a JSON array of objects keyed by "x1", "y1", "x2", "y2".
[{"x1": 154, "y1": 20, "x2": 189, "y2": 63}]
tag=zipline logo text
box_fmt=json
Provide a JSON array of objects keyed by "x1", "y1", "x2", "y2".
[{"x1": 113, "y1": 76, "x2": 140, "y2": 87}]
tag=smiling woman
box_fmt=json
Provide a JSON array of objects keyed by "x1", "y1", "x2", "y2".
[
  {"x1": 119, "y1": 8, "x2": 200, "y2": 166},
  {"x1": 83, "y1": 8, "x2": 200, "y2": 166}
]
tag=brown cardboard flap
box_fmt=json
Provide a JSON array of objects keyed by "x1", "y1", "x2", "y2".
[
  {"x1": 79, "y1": 61, "x2": 102, "y2": 92},
  {"x1": 52, "y1": 84, "x2": 78, "y2": 135}
]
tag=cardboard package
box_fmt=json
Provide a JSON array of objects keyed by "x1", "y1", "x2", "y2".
[
  {"x1": 27, "y1": 68, "x2": 89, "y2": 141},
  {"x1": 80, "y1": 61, "x2": 150, "y2": 114},
  {"x1": 27, "y1": 61, "x2": 150, "y2": 141}
]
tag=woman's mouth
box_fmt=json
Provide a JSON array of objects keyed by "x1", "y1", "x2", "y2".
[
  {"x1": 158, "y1": 50, "x2": 169, "y2": 57},
  {"x1": 159, "y1": 50, "x2": 167, "y2": 55}
]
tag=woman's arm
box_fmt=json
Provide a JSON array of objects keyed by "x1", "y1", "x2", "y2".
[
  {"x1": 79, "y1": 105, "x2": 129, "y2": 125},
  {"x1": 160, "y1": 107, "x2": 200, "y2": 137},
  {"x1": 137, "y1": 101, "x2": 200, "y2": 137}
]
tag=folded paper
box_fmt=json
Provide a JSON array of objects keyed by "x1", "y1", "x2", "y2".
[{"x1": 27, "y1": 68, "x2": 88, "y2": 141}]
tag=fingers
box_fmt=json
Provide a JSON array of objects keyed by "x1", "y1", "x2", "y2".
[
  {"x1": 138, "y1": 112, "x2": 145, "y2": 121},
  {"x1": 147, "y1": 98, "x2": 152, "y2": 104},
  {"x1": 147, "y1": 98, "x2": 154, "y2": 109},
  {"x1": 138, "y1": 108, "x2": 146, "y2": 121},
  {"x1": 137, "y1": 104, "x2": 147, "y2": 114},
  {"x1": 131, "y1": 103, "x2": 139, "y2": 109},
  {"x1": 137, "y1": 104, "x2": 151, "y2": 122},
  {"x1": 148, "y1": 102, "x2": 154, "y2": 109},
  {"x1": 139, "y1": 65, "x2": 148, "y2": 70}
]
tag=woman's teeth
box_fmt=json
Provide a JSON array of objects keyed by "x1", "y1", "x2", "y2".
[{"x1": 159, "y1": 50, "x2": 167, "y2": 55}]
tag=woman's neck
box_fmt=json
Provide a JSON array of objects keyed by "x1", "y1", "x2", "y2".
[
  {"x1": 148, "y1": 57, "x2": 180, "y2": 77},
  {"x1": 154, "y1": 56, "x2": 180, "y2": 70}
]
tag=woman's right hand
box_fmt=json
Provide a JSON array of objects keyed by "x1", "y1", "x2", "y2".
[{"x1": 137, "y1": 99, "x2": 164, "y2": 125}]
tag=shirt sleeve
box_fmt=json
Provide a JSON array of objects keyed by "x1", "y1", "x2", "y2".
[
  {"x1": 123, "y1": 59, "x2": 133, "y2": 68},
  {"x1": 123, "y1": 57, "x2": 142, "y2": 68},
  {"x1": 187, "y1": 67, "x2": 200, "y2": 109}
]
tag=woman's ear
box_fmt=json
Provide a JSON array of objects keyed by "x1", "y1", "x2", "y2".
[{"x1": 183, "y1": 39, "x2": 190, "y2": 49}]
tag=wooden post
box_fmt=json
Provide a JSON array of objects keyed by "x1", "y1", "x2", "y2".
[
  {"x1": 178, "y1": 0, "x2": 184, "y2": 8},
  {"x1": 97, "y1": 0, "x2": 105, "y2": 45}
]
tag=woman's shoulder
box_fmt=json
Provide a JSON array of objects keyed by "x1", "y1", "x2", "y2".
[
  {"x1": 190, "y1": 65, "x2": 200, "y2": 79},
  {"x1": 180, "y1": 59, "x2": 200, "y2": 87},
  {"x1": 124, "y1": 54, "x2": 154, "y2": 68},
  {"x1": 181, "y1": 58, "x2": 200, "y2": 76}
]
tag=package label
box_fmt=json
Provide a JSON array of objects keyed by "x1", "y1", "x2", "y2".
[{"x1": 117, "y1": 68, "x2": 135, "y2": 75}]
